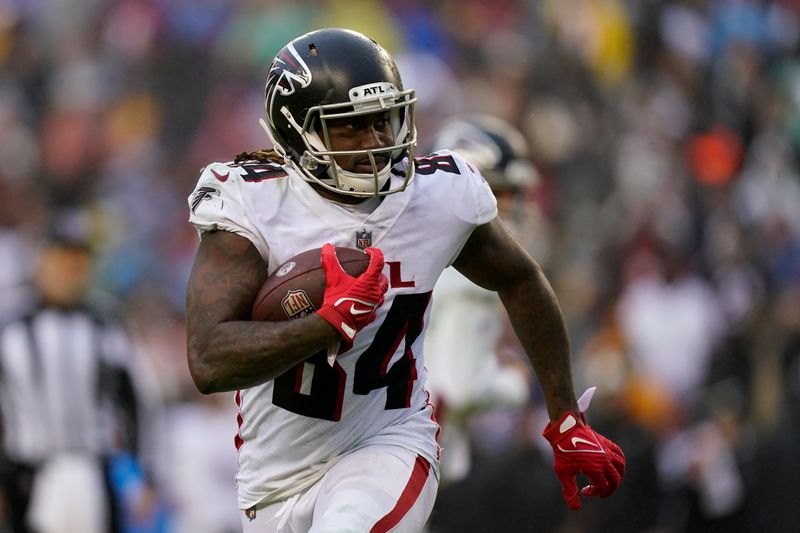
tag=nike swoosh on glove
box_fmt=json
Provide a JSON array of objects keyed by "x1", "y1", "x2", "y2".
[
  {"x1": 317, "y1": 243, "x2": 389, "y2": 351},
  {"x1": 543, "y1": 409, "x2": 626, "y2": 510}
]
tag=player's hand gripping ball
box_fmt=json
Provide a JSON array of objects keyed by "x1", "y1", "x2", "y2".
[
  {"x1": 251, "y1": 246, "x2": 372, "y2": 322},
  {"x1": 316, "y1": 244, "x2": 388, "y2": 349}
]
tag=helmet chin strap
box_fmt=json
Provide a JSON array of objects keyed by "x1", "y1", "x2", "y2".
[
  {"x1": 325, "y1": 160, "x2": 392, "y2": 194},
  {"x1": 302, "y1": 126, "x2": 393, "y2": 194}
]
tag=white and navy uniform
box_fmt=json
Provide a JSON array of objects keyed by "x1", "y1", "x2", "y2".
[{"x1": 188, "y1": 151, "x2": 497, "y2": 532}]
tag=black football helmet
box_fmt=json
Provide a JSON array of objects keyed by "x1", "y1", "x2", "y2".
[
  {"x1": 432, "y1": 115, "x2": 537, "y2": 192},
  {"x1": 262, "y1": 28, "x2": 417, "y2": 196}
]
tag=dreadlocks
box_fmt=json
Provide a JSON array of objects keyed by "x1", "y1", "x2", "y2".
[{"x1": 234, "y1": 149, "x2": 285, "y2": 165}]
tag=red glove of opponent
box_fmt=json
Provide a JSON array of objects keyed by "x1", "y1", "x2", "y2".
[
  {"x1": 543, "y1": 398, "x2": 626, "y2": 510},
  {"x1": 317, "y1": 243, "x2": 388, "y2": 350}
]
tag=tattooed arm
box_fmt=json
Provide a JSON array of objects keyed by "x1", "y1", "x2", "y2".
[{"x1": 186, "y1": 230, "x2": 340, "y2": 394}]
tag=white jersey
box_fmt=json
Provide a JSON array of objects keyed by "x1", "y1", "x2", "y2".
[{"x1": 187, "y1": 151, "x2": 497, "y2": 509}]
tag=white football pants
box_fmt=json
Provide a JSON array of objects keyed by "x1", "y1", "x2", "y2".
[{"x1": 240, "y1": 444, "x2": 438, "y2": 533}]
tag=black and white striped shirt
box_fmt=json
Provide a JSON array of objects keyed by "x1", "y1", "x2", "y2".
[{"x1": 0, "y1": 294, "x2": 143, "y2": 465}]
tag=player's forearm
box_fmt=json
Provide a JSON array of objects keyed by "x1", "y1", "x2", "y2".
[
  {"x1": 498, "y1": 267, "x2": 578, "y2": 420},
  {"x1": 188, "y1": 315, "x2": 340, "y2": 393}
]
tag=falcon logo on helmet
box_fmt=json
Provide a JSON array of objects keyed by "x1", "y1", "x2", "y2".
[{"x1": 266, "y1": 43, "x2": 312, "y2": 97}]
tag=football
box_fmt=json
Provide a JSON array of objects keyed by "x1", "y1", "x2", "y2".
[{"x1": 251, "y1": 247, "x2": 370, "y2": 322}]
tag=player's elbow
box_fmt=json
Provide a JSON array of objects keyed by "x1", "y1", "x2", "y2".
[
  {"x1": 187, "y1": 350, "x2": 222, "y2": 395},
  {"x1": 192, "y1": 375, "x2": 217, "y2": 395}
]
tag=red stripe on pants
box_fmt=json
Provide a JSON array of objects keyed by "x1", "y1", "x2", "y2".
[{"x1": 370, "y1": 455, "x2": 431, "y2": 533}]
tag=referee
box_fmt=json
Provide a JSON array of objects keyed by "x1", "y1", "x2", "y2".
[{"x1": 0, "y1": 234, "x2": 155, "y2": 533}]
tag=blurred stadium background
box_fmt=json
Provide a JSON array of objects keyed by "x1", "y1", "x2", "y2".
[{"x1": 1, "y1": 0, "x2": 799, "y2": 531}]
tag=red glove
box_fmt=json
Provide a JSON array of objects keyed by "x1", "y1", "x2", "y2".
[
  {"x1": 543, "y1": 411, "x2": 625, "y2": 510},
  {"x1": 317, "y1": 243, "x2": 388, "y2": 348}
]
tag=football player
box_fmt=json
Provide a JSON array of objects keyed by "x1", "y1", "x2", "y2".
[{"x1": 186, "y1": 28, "x2": 625, "y2": 532}]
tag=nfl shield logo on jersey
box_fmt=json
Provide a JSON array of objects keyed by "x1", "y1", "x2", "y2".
[{"x1": 355, "y1": 228, "x2": 372, "y2": 250}]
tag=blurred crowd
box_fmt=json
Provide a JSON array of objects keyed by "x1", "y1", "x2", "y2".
[{"x1": 1, "y1": 0, "x2": 799, "y2": 531}]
